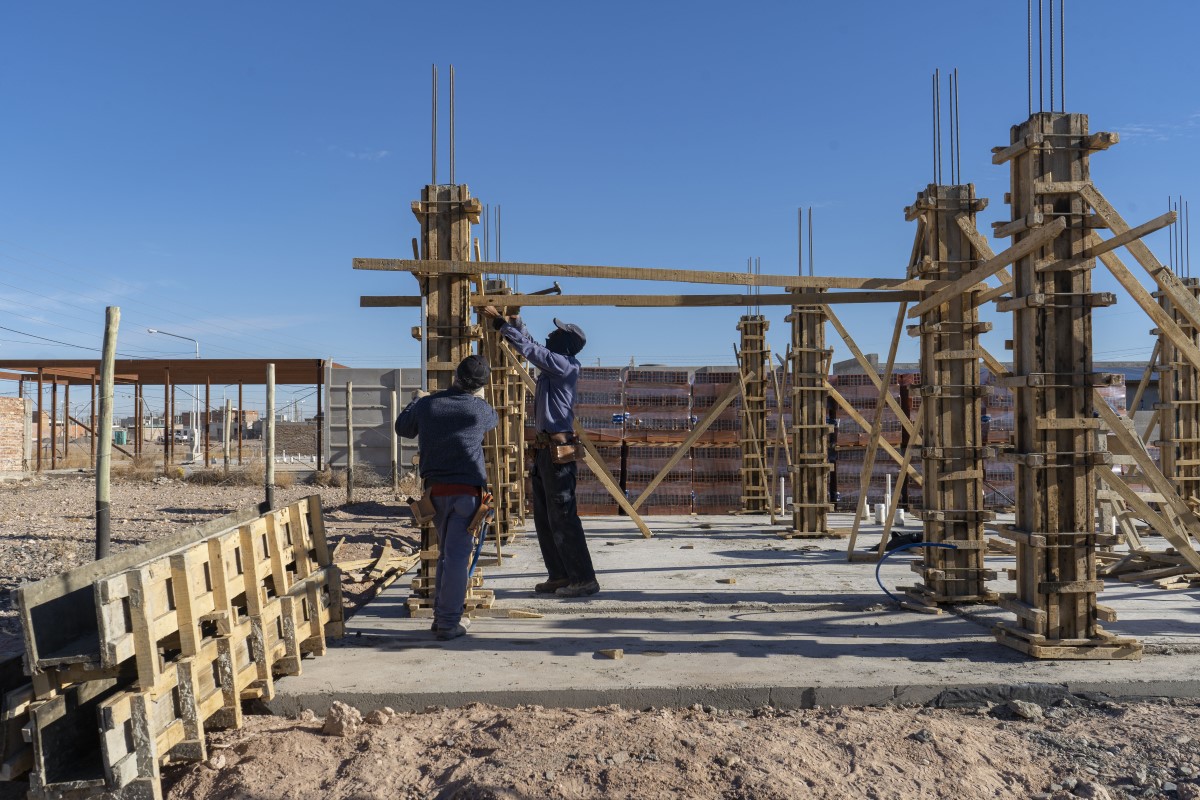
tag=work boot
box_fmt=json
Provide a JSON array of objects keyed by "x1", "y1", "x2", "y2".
[
  {"x1": 555, "y1": 579, "x2": 600, "y2": 598},
  {"x1": 434, "y1": 623, "x2": 468, "y2": 641},
  {"x1": 534, "y1": 578, "x2": 571, "y2": 594},
  {"x1": 429, "y1": 618, "x2": 471, "y2": 632}
]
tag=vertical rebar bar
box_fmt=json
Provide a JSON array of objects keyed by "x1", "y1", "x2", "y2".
[
  {"x1": 932, "y1": 73, "x2": 938, "y2": 184},
  {"x1": 1027, "y1": 0, "x2": 1033, "y2": 116},
  {"x1": 1049, "y1": 0, "x2": 1054, "y2": 111},
  {"x1": 1038, "y1": 0, "x2": 1044, "y2": 113},
  {"x1": 935, "y1": 68, "x2": 942, "y2": 184},
  {"x1": 1060, "y1": 0, "x2": 1065, "y2": 111},
  {"x1": 450, "y1": 64, "x2": 456, "y2": 186},
  {"x1": 1187, "y1": 200, "x2": 1192, "y2": 279},
  {"x1": 954, "y1": 68, "x2": 962, "y2": 183},
  {"x1": 808, "y1": 207, "x2": 813, "y2": 277},
  {"x1": 948, "y1": 72, "x2": 956, "y2": 184},
  {"x1": 798, "y1": 207, "x2": 803, "y2": 276},
  {"x1": 431, "y1": 64, "x2": 437, "y2": 185}
]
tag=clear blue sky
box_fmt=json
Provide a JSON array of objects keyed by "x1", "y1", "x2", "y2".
[{"x1": 2, "y1": 2, "x2": 1198, "y2": 416}]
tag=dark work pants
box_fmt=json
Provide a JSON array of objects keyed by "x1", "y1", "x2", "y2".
[{"x1": 531, "y1": 447, "x2": 596, "y2": 584}]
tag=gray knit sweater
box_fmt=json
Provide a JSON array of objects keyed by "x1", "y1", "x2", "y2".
[{"x1": 394, "y1": 388, "x2": 498, "y2": 486}]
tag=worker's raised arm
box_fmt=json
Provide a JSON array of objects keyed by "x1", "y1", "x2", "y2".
[
  {"x1": 394, "y1": 392, "x2": 426, "y2": 439},
  {"x1": 498, "y1": 317, "x2": 574, "y2": 377}
]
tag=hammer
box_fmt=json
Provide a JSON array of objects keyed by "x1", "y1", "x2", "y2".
[{"x1": 526, "y1": 281, "x2": 563, "y2": 297}]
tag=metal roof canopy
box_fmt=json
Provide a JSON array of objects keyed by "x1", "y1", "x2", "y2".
[{"x1": 0, "y1": 359, "x2": 341, "y2": 386}]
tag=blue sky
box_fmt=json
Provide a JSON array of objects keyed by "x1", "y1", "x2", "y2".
[{"x1": 2, "y1": 2, "x2": 1199, "y2": 415}]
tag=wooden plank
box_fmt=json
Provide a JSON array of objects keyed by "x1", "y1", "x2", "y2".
[
  {"x1": 907, "y1": 216, "x2": 1068, "y2": 319},
  {"x1": 631, "y1": 372, "x2": 752, "y2": 510},
  {"x1": 876, "y1": 413, "x2": 924, "y2": 557},
  {"x1": 846, "y1": 302, "x2": 908, "y2": 556},
  {"x1": 1096, "y1": 400, "x2": 1200, "y2": 572},
  {"x1": 354, "y1": 258, "x2": 959, "y2": 291},
  {"x1": 826, "y1": 383, "x2": 922, "y2": 486},
  {"x1": 365, "y1": 291, "x2": 927, "y2": 308},
  {"x1": 1093, "y1": 243, "x2": 1200, "y2": 373},
  {"x1": 823, "y1": 307, "x2": 917, "y2": 438},
  {"x1": 1080, "y1": 210, "x2": 1176, "y2": 259}
]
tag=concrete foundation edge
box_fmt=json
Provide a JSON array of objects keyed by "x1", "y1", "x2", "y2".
[{"x1": 265, "y1": 679, "x2": 1200, "y2": 717}]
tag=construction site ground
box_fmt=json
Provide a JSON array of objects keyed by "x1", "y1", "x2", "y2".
[
  {"x1": 4, "y1": 479, "x2": 1200, "y2": 798},
  {"x1": 273, "y1": 513, "x2": 1200, "y2": 714}
]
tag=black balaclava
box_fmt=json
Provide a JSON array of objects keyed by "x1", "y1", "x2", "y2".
[{"x1": 546, "y1": 329, "x2": 573, "y2": 356}]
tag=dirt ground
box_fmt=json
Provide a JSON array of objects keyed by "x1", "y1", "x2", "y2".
[
  {"x1": 0, "y1": 471, "x2": 418, "y2": 659},
  {"x1": 162, "y1": 699, "x2": 1200, "y2": 800},
  {"x1": 2, "y1": 476, "x2": 1198, "y2": 800}
]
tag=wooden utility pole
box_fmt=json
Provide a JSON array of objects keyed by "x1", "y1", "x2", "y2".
[
  {"x1": 265, "y1": 364, "x2": 275, "y2": 508},
  {"x1": 162, "y1": 374, "x2": 170, "y2": 473},
  {"x1": 91, "y1": 374, "x2": 97, "y2": 467},
  {"x1": 204, "y1": 378, "x2": 211, "y2": 468},
  {"x1": 345, "y1": 381, "x2": 355, "y2": 505},
  {"x1": 96, "y1": 307, "x2": 119, "y2": 559},
  {"x1": 237, "y1": 383, "x2": 244, "y2": 466}
]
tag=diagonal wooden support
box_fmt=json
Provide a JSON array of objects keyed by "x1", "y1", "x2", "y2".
[
  {"x1": 1128, "y1": 340, "x2": 1160, "y2": 416},
  {"x1": 497, "y1": 341, "x2": 653, "y2": 537},
  {"x1": 954, "y1": 213, "x2": 1013, "y2": 289},
  {"x1": 630, "y1": 371, "x2": 753, "y2": 511},
  {"x1": 822, "y1": 306, "x2": 916, "y2": 438},
  {"x1": 1095, "y1": 395, "x2": 1200, "y2": 572},
  {"x1": 845, "y1": 302, "x2": 908, "y2": 559},
  {"x1": 907, "y1": 216, "x2": 1067, "y2": 319},
  {"x1": 1091, "y1": 242, "x2": 1200, "y2": 374},
  {"x1": 875, "y1": 412, "x2": 925, "y2": 559},
  {"x1": 826, "y1": 383, "x2": 923, "y2": 487}
]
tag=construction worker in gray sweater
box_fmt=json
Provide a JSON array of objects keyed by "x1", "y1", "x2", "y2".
[{"x1": 395, "y1": 355, "x2": 498, "y2": 640}]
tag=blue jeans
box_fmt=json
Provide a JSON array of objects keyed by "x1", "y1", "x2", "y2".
[
  {"x1": 432, "y1": 494, "x2": 479, "y2": 630},
  {"x1": 531, "y1": 447, "x2": 596, "y2": 584}
]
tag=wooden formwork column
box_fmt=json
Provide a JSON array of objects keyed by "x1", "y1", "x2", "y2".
[
  {"x1": 481, "y1": 279, "x2": 527, "y2": 546},
  {"x1": 409, "y1": 183, "x2": 492, "y2": 614},
  {"x1": 906, "y1": 184, "x2": 996, "y2": 604},
  {"x1": 783, "y1": 298, "x2": 832, "y2": 536},
  {"x1": 1156, "y1": 277, "x2": 1200, "y2": 503},
  {"x1": 994, "y1": 113, "x2": 1140, "y2": 659},
  {"x1": 737, "y1": 315, "x2": 771, "y2": 513}
]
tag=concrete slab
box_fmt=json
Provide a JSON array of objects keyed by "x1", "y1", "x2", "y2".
[{"x1": 270, "y1": 514, "x2": 1200, "y2": 714}]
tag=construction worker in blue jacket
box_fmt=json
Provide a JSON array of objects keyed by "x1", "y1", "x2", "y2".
[{"x1": 481, "y1": 306, "x2": 599, "y2": 598}]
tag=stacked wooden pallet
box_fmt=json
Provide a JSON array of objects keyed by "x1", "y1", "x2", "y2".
[{"x1": 2, "y1": 495, "x2": 342, "y2": 799}]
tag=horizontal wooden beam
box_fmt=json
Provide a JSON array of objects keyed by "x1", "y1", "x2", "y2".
[
  {"x1": 362, "y1": 291, "x2": 925, "y2": 308},
  {"x1": 907, "y1": 216, "x2": 1068, "y2": 319},
  {"x1": 354, "y1": 258, "x2": 947, "y2": 292},
  {"x1": 360, "y1": 296, "x2": 422, "y2": 308}
]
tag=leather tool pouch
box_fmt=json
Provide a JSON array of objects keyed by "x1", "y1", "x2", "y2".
[
  {"x1": 550, "y1": 433, "x2": 583, "y2": 465},
  {"x1": 407, "y1": 492, "x2": 436, "y2": 525}
]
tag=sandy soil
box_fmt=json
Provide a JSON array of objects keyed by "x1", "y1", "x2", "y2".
[
  {"x1": 0, "y1": 472, "x2": 419, "y2": 658},
  {"x1": 162, "y1": 699, "x2": 1200, "y2": 800}
]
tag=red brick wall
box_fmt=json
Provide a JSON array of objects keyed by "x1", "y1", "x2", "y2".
[{"x1": 0, "y1": 397, "x2": 29, "y2": 472}]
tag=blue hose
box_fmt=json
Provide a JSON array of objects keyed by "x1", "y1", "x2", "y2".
[
  {"x1": 466, "y1": 509, "x2": 493, "y2": 578},
  {"x1": 874, "y1": 542, "x2": 959, "y2": 604}
]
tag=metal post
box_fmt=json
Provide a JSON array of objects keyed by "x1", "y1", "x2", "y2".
[
  {"x1": 265, "y1": 364, "x2": 276, "y2": 508},
  {"x1": 223, "y1": 398, "x2": 232, "y2": 475},
  {"x1": 64, "y1": 381, "x2": 71, "y2": 463},
  {"x1": 346, "y1": 381, "x2": 355, "y2": 505},
  {"x1": 237, "y1": 383, "x2": 244, "y2": 466},
  {"x1": 204, "y1": 378, "x2": 211, "y2": 468},
  {"x1": 390, "y1": 389, "x2": 399, "y2": 494},
  {"x1": 36, "y1": 369, "x2": 42, "y2": 471},
  {"x1": 50, "y1": 379, "x2": 57, "y2": 470},
  {"x1": 96, "y1": 306, "x2": 120, "y2": 559},
  {"x1": 163, "y1": 374, "x2": 169, "y2": 473},
  {"x1": 91, "y1": 374, "x2": 97, "y2": 467},
  {"x1": 315, "y1": 362, "x2": 324, "y2": 472}
]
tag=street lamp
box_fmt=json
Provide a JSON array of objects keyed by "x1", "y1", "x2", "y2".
[{"x1": 147, "y1": 328, "x2": 201, "y2": 463}]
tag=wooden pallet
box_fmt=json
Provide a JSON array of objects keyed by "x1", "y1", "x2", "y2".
[{"x1": 10, "y1": 496, "x2": 343, "y2": 796}]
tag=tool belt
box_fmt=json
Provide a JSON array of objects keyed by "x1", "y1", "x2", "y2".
[
  {"x1": 407, "y1": 486, "x2": 492, "y2": 527},
  {"x1": 531, "y1": 431, "x2": 584, "y2": 465}
]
